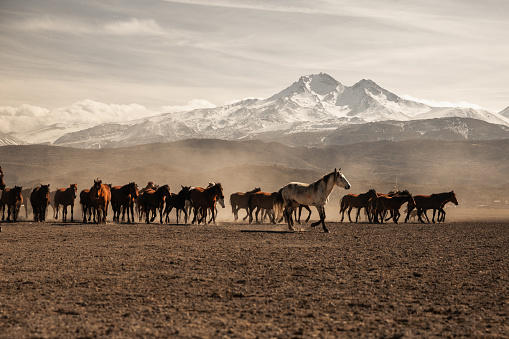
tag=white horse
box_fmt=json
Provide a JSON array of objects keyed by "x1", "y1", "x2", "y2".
[{"x1": 274, "y1": 168, "x2": 351, "y2": 233}]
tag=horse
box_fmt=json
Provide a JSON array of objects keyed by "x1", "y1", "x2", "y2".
[
  {"x1": 405, "y1": 191, "x2": 458, "y2": 223},
  {"x1": 274, "y1": 168, "x2": 351, "y2": 233},
  {"x1": 164, "y1": 185, "x2": 192, "y2": 224},
  {"x1": 248, "y1": 191, "x2": 278, "y2": 224},
  {"x1": 138, "y1": 185, "x2": 171, "y2": 224},
  {"x1": 79, "y1": 189, "x2": 94, "y2": 223},
  {"x1": 189, "y1": 183, "x2": 224, "y2": 225},
  {"x1": 90, "y1": 179, "x2": 111, "y2": 224},
  {"x1": 372, "y1": 191, "x2": 415, "y2": 224},
  {"x1": 17, "y1": 188, "x2": 33, "y2": 219},
  {"x1": 136, "y1": 181, "x2": 158, "y2": 221},
  {"x1": 54, "y1": 184, "x2": 78, "y2": 222},
  {"x1": 230, "y1": 187, "x2": 261, "y2": 221},
  {"x1": 30, "y1": 185, "x2": 51, "y2": 222},
  {"x1": 111, "y1": 182, "x2": 139, "y2": 223},
  {"x1": 339, "y1": 189, "x2": 378, "y2": 223},
  {"x1": 0, "y1": 166, "x2": 5, "y2": 190},
  {"x1": 1, "y1": 185, "x2": 23, "y2": 221}
]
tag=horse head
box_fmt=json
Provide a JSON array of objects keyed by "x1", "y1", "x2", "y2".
[
  {"x1": 179, "y1": 185, "x2": 191, "y2": 197},
  {"x1": 449, "y1": 191, "x2": 459, "y2": 205},
  {"x1": 249, "y1": 187, "x2": 261, "y2": 194},
  {"x1": 333, "y1": 168, "x2": 351, "y2": 190},
  {"x1": 367, "y1": 189, "x2": 377, "y2": 198},
  {"x1": 71, "y1": 184, "x2": 78, "y2": 199},
  {"x1": 13, "y1": 185, "x2": 23, "y2": 201},
  {"x1": 213, "y1": 183, "x2": 225, "y2": 207},
  {"x1": 130, "y1": 182, "x2": 139, "y2": 199},
  {"x1": 40, "y1": 184, "x2": 50, "y2": 194},
  {"x1": 93, "y1": 180, "x2": 103, "y2": 198}
]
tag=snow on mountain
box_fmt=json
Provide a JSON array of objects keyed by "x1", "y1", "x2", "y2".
[
  {"x1": 41, "y1": 73, "x2": 509, "y2": 148},
  {"x1": 13, "y1": 122, "x2": 92, "y2": 144},
  {"x1": 414, "y1": 107, "x2": 509, "y2": 126},
  {"x1": 499, "y1": 106, "x2": 509, "y2": 118},
  {"x1": 0, "y1": 131, "x2": 26, "y2": 146}
]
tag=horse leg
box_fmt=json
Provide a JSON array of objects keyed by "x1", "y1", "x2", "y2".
[
  {"x1": 311, "y1": 206, "x2": 323, "y2": 228},
  {"x1": 432, "y1": 209, "x2": 437, "y2": 223},
  {"x1": 242, "y1": 208, "x2": 249, "y2": 221},
  {"x1": 347, "y1": 207, "x2": 353, "y2": 223},
  {"x1": 355, "y1": 208, "x2": 361, "y2": 223}
]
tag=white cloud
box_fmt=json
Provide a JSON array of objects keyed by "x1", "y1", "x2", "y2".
[
  {"x1": 103, "y1": 18, "x2": 165, "y2": 36},
  {"x1": 0, "y1": 99, "x2": 217, "y2": 135},
  {"x1": 401, "y1": 95, "x2": 487, "y2": 110},
  {"x1": 161, "y1": 99, "x2": 216, "y2": 113}
]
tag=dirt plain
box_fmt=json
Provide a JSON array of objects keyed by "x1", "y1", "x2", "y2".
[{"x1": 1, "y1": 212, "x2": 508, "y2": 338}]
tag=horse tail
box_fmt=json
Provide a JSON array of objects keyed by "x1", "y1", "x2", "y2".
[
  {"x1": 339, "y1": 195, "x2": 347, "y2": 213},
  {"x1": 273, "y1": 188, "x2": 284, "y2": 223}
]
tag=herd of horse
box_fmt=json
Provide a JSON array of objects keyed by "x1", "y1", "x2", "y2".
[{"x1": 0, "y1": 166, "x2": 458, "y2": 232}]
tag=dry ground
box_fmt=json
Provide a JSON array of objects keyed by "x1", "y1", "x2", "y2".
[{"x1": 0, "y1": 217, "x2": 508, "y2": 338}]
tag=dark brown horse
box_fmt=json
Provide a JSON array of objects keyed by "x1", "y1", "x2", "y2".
[
  {"x1": 405, "y1": 191, "x2": 458, "y2": 223},
  {"x1": 0, "y1": 166, "x2": 5, "y2": 190},
  {"x1": 230, "y1": 187, "x2": 261, "y2": 221},
  {"x1": 340, "y1": 189, "x2": 378, "y2": 223},
  {"x1": 1, "y1": 185, "x2": 23, "y2": 221},
  {"x1": 164, "y1": 185, "x2": 192, "y2": 224},
  {"x1": 90, "y1": 179, "x2": 111, "y2": 224},
  {"x1": 248, "y1": 191, "x2": 277, "y2": 224},
  {"x1": 111, "y1": 182, "x2": 139, "y2": 223},
  {"x1": 190, "y1": 183, "x2": 224, "y2": 225},
  {"x1": 54, "y1": 184, "x2": 78, "y2": 222},
  {"x1": 80, "y1": 189, "x2": 94, "y2": 223},
  {"x1": 30, "y1": 184, "x2": 51, "y2": 222},
  {"x1": 372, "y1": 191, "x2": 415, "y2": 224},
  {"x1": 139, "y1": 185, "x2": 171, "y2": 224}
]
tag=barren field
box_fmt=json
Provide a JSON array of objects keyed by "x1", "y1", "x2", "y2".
[{"x1": 1, "y1": 218, "x2": 508, "y2": 338}]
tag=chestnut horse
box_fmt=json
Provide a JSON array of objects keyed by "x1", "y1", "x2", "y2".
[
  {"x1": 139, "y1": 185, "x2": 171, "y2": 224},
  {"x1": 405, "y1": 191, "x2": 458, "y2": 223},
  {"x1": 164, "y1": 185, "x2": 192, "y2": 224},
  {"x1": 80, "y1": 189, "x2": 94, "y2": 223},
  {"x1": 340, "y1": 189, "x2": 378, "y2": 223},
  {"x1": 230, "y1": 187, "x2": 261, "y2": 221},
  {"x1": 111, "y1": 182, "x2": 139, "y2": 223},
  {"x1": 1, "y1": 185, "x2": 23, "y2": 221},
  {"x1": 274, "y1": 169, "x2": 351, "y2": 233},
  {"x1": 54, "y1": 184, "x2": 78, "y2": 222},
  {"x1": 90, "y1": 179, "x2": 111, "y2": 224},
  {"x1": 189, "y1": 183, "x2": 224, "y2": 225},
  {"x1": 248, "y1": 191, "x2": 277, "y2": 224},
  {"x1": 30, "y1": 184, "x2": 51, "y2": 222}
]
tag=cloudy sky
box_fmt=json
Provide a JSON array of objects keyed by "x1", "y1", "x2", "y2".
[{"x1": 1, "y1": 0, "x2": 508, "y2": 133}]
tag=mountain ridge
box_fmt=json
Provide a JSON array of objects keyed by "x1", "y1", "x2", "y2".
[{"x1": 9, "y1": 73, "x2": 509, "y2": 148}]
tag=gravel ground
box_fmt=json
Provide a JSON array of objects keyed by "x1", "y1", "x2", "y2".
[{"x1": 0, "y1": 219, "x2": 508, "y2": 338}]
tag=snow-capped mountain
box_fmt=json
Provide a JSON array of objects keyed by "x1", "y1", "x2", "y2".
[
  {"x1": 0, "y1": 131, "x2": 26, "y2": 146},
  {"x1": 30, "y1": 73, "x2": 509, "y2": 148}
]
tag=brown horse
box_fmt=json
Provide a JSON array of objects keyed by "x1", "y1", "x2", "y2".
[
  {"x1": 340, "y1": 189, "x2": 378, "y2": 223},
  {"x1": 30, "y1": 184, "x2": 51, "y2": 222},
  {"x1": 190, "y1": 183, "x2": 224, "y2": 225},
  {"x1": 1, "y1": 185, "x2": 23, "y2": 221},
  {"x1": 230, "y1": 187, "x2": 261, "y2": 221},
  {"x1": 0, "y1": 166, "x2": 5, "y2": 190},
  {"x1": 164, "y1": 185, "x2": 192, "y2": 224},
  {"x1": 111, "y1": 182, "x2": 139, "y2": 223},
  {"x1": 405, "y1": 191, "x2": 458, "y2": 223},
  {"x1": 372, "y1": 191, "x2": 415, "y2": 224},
  {"x1": 136, "y1": 181, "x2": 158, "y2": 221},
  {"x1": 54, "y1": 184, "x2": 78, "y2": 222},
  {"x1": 90, "y1": 179, "x2": 111, "y2": 224},
  {"x1": 79, "y1": 189, "x2": 94, "y2": 223},
  {"x1": 138, "y1": 185, "x2": 171, "y2": 224},
  {"x1": 248, "y1": 191, "x2": 277, "y2": 224}
]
